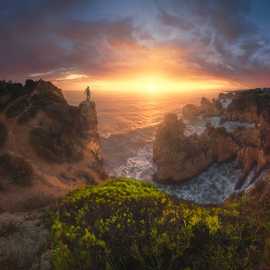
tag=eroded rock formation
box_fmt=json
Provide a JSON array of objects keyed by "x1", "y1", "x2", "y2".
[{"x1": 154, "y1": 88, "x2": 270, "y2": 187}]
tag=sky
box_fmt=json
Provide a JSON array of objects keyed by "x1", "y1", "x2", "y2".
[{"x1": 1, "y1": 0, "x2": 270, "y2": 92}]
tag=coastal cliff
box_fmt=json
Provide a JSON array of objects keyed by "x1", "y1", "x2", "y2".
[
  {"x1": 1, "y1": 84, "x2": 270, "y2": 270},
  {"x1": 153, "y1": 88, "x2": 270, "y2": 188},
  {"x1": 0, "y1": 80, "x2": 106, "y2": 211}
]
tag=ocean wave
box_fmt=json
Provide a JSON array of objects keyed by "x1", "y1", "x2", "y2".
[
  {"x1": 103, "y1": 116, "x2": 264, "y2": 205},
  {"x1": 111, "y1": 144, "x2": 156, "y2": 181},
  {"x1": 156, "y1": 162, "x2": 242, "y2": 204}
]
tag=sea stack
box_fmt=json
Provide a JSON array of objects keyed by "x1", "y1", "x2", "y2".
[{"x1": 153, "y1": 88, "x2": 270, "y2": 188}]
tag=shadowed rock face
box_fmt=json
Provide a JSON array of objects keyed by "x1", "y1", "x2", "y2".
[
  {"x1": 0, "y1": 153, "x2": 34, "y2": 187},
  {"x1": 0, "y1": 122, "x2": 7, "y2": 148},
  {"x1": 153, "y1": 115, "x2": 238, "y2": 183},
  {"x1": 0, "y1": 80, "x2": 106, "y2": 212},
  {"x1": 153, "y1": 88, "x2": 270, "y2": 186}
]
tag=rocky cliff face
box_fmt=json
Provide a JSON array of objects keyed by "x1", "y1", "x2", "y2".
[
  {"x1": 0, "y1": 80, "x2": 106, "y2": 211},
  {"x1": 153, "y1": 88, "x2": 270, "y2": 188}
]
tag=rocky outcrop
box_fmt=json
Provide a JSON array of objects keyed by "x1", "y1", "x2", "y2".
[
  {"x1": 182, "y1": 97, "x2": 218, "y2": 121},
  {"x1": 154, "y1": 88, "x2": 270, "y2": 186},
  {"x1": 182, "y1": 104, "x2": 200, "y2": 121},
  {"x1": 0, "y1": 80, "x2": 106, "y2": 211},
  {"x1": 153, "y1": 115, "x2": 239, "y2": 183}
]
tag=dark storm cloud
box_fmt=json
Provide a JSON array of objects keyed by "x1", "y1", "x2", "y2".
[
  {"x1": 0, "y1": 0, "x2": 139, "y2": 80},
  {"x1": 158, "y1": 0, "x2": 270, "y2": 85},
  {"x1": 1, "y1": 0, "x2": 270, "y2": 86}
]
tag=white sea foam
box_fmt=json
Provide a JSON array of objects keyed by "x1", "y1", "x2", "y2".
[
  {"x1": 156, "y1": 162, "x2": 242, "y2": 204},
  {"x1": 242, "y1": 168, "x2": 270, "y2": 192},
  {"x1": 156, "y1": 162, "x2": 267, "y2": 204},
  {"x1": 184, "y1": 116, "x2": 255, "y2": 137},
  {"x1": 221, "y1": 121, "x2": 255, "y2": 132},
  {"x1": 220, "y1": 98, "x2": 232, "y2": 109},
  {"x1": 111, "y1": 141, "x2": 262, "y2": 204},
  {"x1": 207, "y1": 117, "x2": 255, "y2": 133},
  {"x1": 112, "y1": 144, "x2": 155, "y2": 181},
  {"x1": 184, "y1": 124, "x2": 206, "y2": 136}
]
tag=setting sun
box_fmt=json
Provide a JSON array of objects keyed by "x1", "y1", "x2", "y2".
[
  {"x1": 55, "y1": 73, "x2": 237, "y2": 94},
  {"x1": 146, "y1": 80, "x2": 159, "y2": 93}
]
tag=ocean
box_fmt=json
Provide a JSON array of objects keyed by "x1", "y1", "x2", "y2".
[{"x1": 63, "y1": 89, "x2": 240, "y2": 204}]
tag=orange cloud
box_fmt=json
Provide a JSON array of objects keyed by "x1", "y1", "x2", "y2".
[{"x1": 53, "y1": 41, "x2": 243, "y2": 93}]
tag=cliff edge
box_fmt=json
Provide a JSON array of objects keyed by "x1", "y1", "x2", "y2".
[{"x1": 0, "y1": 80, "x2": 106, "y2": 211}]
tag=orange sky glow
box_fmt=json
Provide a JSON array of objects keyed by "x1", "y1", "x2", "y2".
[
  {"x1": 3, "y1": 1, "x2": 270, "y2": 93},
  {"x1": 55, "y1": 74, "x2": 237, "y2": 94},
  {"x1": 52, "y1": 45, "x2": 245, "y2": 94}
]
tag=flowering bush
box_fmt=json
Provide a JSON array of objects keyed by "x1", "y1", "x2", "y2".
[{"x1": 51, "y1": 178, "x2": 266, "y2": 270}]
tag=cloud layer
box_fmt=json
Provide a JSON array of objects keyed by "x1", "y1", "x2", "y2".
[
  {"x1": 1, "y1": 0, "x2": 270, "y2": 89},
  {"x1": 158, "y1": 0, "x2": 270, "y2": 85}
]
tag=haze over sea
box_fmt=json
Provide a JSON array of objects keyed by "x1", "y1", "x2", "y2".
[{"x1": 63, "y1": 89, "x2": 241, "y2": 204}]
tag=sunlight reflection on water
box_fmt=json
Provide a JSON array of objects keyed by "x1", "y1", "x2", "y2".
[{"x1": 63, "y1": 90, "x2": 237, "y2": 204}]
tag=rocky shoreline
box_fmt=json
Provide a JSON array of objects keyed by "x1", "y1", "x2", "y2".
[
  {"x1": 1, "y1": 83, "x2": 270, "y2": 269},
  {"x1": 153, "y1": 88, "x2": 270, "y2": 193}
]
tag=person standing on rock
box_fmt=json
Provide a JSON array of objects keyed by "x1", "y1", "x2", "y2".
[{"x1": 85, "y1": 86, "x2": 91, "y2": 102}]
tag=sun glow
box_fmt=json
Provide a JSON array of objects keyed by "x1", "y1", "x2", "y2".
[
  {"x1": 55, "y1": 73, "x2": 237, "y2": 94},
  {"x1": 53, "y1": 44, "x2": 239, "y2": 93},
  {"x1": 84, "y1": 75, "x2": 233, "y2": 94},
  {"x1": 46, "y1": 40, "x2": 245, "y2": 93},
  {"x1": 146, "y1": 80, "x2": 159, "y2": 94}
]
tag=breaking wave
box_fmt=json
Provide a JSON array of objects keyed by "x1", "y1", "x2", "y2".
[{"x1": 112, "y1": 144, "x2": 155, "y2": 181}]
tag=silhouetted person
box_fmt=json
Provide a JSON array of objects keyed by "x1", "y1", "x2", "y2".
[{"x1": 85, "y1": 86, "x2": 91, "y2": 101}]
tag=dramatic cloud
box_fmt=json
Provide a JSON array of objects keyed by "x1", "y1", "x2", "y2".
[
  {"x1": 158, "y1": 0, "x2": 270, "y2": 86},
  {"x1": 1, "y1": 0, "x2": 270, "y2": 89},
  {"x1": 0, "y1": 0, "x2": 143, "y2": 82}
]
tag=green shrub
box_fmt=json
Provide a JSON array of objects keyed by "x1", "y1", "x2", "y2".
[
  {"x1": 50, "y1": 179, "x2": 265, "y2": 270},
  {"x1": 0, "y1": 153, "x2": 33, "y2": 186}
]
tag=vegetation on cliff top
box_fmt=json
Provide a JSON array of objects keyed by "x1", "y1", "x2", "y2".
[{"x1": 50, "y1": 178, "x2": 269, "y2": 270}]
